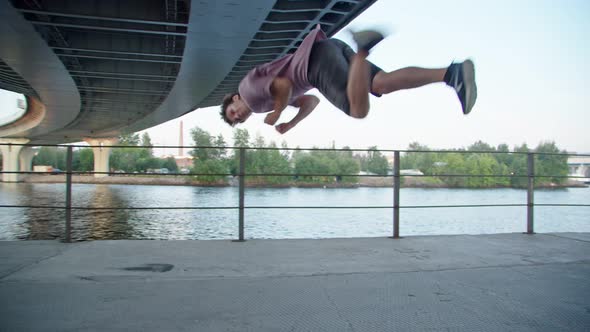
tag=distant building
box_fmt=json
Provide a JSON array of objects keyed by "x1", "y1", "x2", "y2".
[
  {"x1": 159, "y1": 154, "x2": 193, "y2": 169},
  {"x1": 568, "y1": 156, "x2": 590, "y2": 183},
  {"x1": 174, "y1": 155, "x2": 193, "y2": 169}
]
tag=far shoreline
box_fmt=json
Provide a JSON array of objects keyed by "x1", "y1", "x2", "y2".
[{"x1": 16, "y1": 174, "x2": 589, "y2": 189}]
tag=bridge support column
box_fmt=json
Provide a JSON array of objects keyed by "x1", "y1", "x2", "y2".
[
  {"x1": 19, "y1": 147, "x2": 36, "y2": 173},
  {"x1": 0, "y1": 138, "x2": 30, "y2": 182},
  {"x1": 84, "y1": 138, "x2": 118, "y2": 178}
]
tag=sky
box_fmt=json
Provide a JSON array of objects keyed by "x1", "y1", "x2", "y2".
[
  {"x1": 0, "y1": 0, "x2": 587, "y2": 155},
  {"x1": 140, "y1": 0, "x2": 589, "y2": 156},
  {"x1": 0, "y1": 90, "x2": 26, "y2": 125}
]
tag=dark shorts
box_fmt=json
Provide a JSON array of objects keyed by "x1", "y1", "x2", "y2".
[{"x1": 307, "y1": 39, "x2": 383, "y2": 115}]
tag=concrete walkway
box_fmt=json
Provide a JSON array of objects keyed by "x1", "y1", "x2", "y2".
[{"x1": 1, "y1": 233, "x2": 589, "y2": 331}]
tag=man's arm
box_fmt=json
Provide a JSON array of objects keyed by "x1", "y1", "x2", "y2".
[
  {"x1": 265, "y1": 77, "x2": 293, "y2": 126},
  {"x1": 275, "y1": 94, "x2": 320, "y2": 134}
]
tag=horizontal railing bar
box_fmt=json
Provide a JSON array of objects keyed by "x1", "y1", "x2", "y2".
[
  {"x1": 1, "y1": 204, "x2": 588, "y2": 211},
  {"x1": 409, "y1": 174, "x2": 586, "y2": 179},
  {"x1": 247, "y1": 204, "x2": 530, "y2": 209},
  {"x1": 535, "y1": 204, "x2": 590, "y2": 207},
  {"x1": 1, "y1": 143, "x2": 588, "y2": 157},
  {"x1": 0, "y1": 205, "x2": 236, "y2": 210},
  {"x1": 3, "y1": 171, "x2": 589, "y2": 180}
]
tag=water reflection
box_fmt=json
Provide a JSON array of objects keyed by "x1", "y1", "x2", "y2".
[
  {"x1": 0, "y1": 183, "x2": 588, "y2": 241},
  {"x1": 76, "y1": 184, "x2": 136, "y2": 240},
  {"x1": 3, "y1": 183, "x2": 66, "y2": 240}
]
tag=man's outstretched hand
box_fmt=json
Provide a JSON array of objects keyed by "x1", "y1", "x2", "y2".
[
  {"x1": 275, "y1": 122, "x2": 293, "y2": 134},
  {"x1": 264, "y1": 111, "x2": 281, "y2": 125},
  {"x1": 274, "y1": 94, "x2": 319, "y2": 134}
]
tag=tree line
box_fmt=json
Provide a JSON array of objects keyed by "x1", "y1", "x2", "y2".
[
  {"x1": 27, "y1": 127, "x2": 569, "y2": 188},
  {"x1": 189, "y1": 128, "x2": 569, "y2": 188},
  {"x1": 401, "y1": 141, "x2": 569, "y2": 187},
  {"x1": 189, "y1": 127, "x2": 388, "y2": 184}
]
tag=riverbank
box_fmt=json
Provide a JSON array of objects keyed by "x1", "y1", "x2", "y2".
[{"x1": 19, "y1": 174, "x2": 588, "y2": 189}]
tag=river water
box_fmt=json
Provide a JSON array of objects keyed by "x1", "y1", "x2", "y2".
[{"x1": 0, "y1": 183, "x2": 588, "y2": 241}]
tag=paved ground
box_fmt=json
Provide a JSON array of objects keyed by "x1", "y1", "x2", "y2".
[{"x1": 1, "y1": 233, "x2": 589, "y2": 331}]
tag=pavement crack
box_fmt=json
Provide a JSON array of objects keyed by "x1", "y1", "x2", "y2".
[
  {"x1": 321, "y1": 284, "x2": 356, "y2": 332},
  {"x1": 0, "y1": 244, "x2": 71, "y2": 281}
]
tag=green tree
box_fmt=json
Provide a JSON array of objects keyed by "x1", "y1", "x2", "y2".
[
  {"x1": 118, "y1": 132, "x2": 140, "y2": 146},
  {"x1": 162, "y1": 157, "x2": 178, "y2": 172},
  {"x1": 241, "y1": 134, "x2": 291, "y2": 185},
  {"x1": 261, "y1": 141, "x2": 291, "y2": 184},
  {"x1": 509, "y1": 143, "x2": 530, "y2": 187},
  {"x1": 75, "y1": 148, "x2": 94, "y2": 172},
  {"x1": 534, "y1": 141, "x2": 568, "y2": 185},
  {"x1": 439, "y1": 153, "x2": 467, "y2": 187},
  {"x1": 293, "y1": 149, "x2": 338, "y2": 183},
  {"x1": 190, "y1": 127, "x2": 215, "y2": 160},
  {"x1": 334, "y1": 147, "x2": 360, "y2": 183},
  {"x1": 140, "y1": 132, "x2": 153, "y2": 156},
  {"x1": 401, "y1": 142, "x2": 437, "y2": 174},
  {"x1": 294, "y1": 153, "x2": 328, "y2": 182},
  {"x1": 230, "y1": 128, "x2": 251, "y2": 175},
  {"x1": 233, "y1": 128, "x2": 250, "y2": 147},
  {"x1": 190, "y1": 127, "x2": 227, "y2": 182},
  {"x1": 33, "y1": 147, "x2": 67, "y2": 170},
  {"x1": 213, "y1": 134, "x2": 227, "y2": 161},
  {"x1": 468, "y1": 140, "x2": 495, "y2": 152},
  {"x1": 366, "y1": 146, "x2": 389, "y2": 175},
  {"x1": 110, "y1": 132, "x2": 160, "y2": 172}
]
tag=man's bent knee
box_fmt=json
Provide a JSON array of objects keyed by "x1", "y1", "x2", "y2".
[{"x1": 349, "y1": 104, "x2": 369, "y2": 119}]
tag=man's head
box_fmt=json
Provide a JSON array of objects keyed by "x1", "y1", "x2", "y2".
[{"x1": 220, "y1": 93, "x2": 252, "y2": 126}]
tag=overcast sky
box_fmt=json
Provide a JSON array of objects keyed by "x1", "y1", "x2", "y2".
[
  {"x1": 143, "y1": 0, "x2": 589, "y2": 155},
  {"x1": 3, "y1": 0, "x2": 587, "y2": 154},
  {"x1": 0, "y1": 90, "x2": 25, "y2": 125}
]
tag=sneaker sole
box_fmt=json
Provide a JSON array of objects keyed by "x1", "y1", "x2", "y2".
[{"x1": 462, "y1": 59, "x2": 477, "y2": 114}]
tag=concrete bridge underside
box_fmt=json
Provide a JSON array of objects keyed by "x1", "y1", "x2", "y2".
[{"x1": 0, "y1": 0, "x2": 376, "y2": 180}]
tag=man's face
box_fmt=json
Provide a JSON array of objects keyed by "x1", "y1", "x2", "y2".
[{"x1": 226, "y1": 95, "x2": 252, "y2": 125}]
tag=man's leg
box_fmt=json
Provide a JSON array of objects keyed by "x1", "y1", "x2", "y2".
[
  {"x1": 346, "y1": 30, "x2": 386, "y2": 119},
  {"x1": 371, "y1": 61, "x2": 477, "y2": 114},
  {"x1": 371, "y1": 67, "x2": 446, "y2": 95},
  {"x1": 350, "y1": 29, "x2": 477, "y2": 115},
  {"x1": 346, "y1": 50, "x2": 371, "y2": 118}
]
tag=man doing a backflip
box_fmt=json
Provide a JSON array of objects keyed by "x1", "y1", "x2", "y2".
[{"x1": 220, "y1": 25, "x2": 477, "y2": 134}]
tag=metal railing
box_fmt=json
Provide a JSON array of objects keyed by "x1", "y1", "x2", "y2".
[{"x1": 0, "y1": 143, "x2": 589, "y2": 242}]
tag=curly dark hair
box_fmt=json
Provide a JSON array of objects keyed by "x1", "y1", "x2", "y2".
[{"x1": 220, "y1": 93, "x2": 239, "y2": 126}]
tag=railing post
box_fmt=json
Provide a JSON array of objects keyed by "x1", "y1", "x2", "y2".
[
  {"x1": 65, "y1": 146, "x2": 73, "y2": 243},
  {"x1": 526, "y1": 152, "x2": 535, "y2": 234},
  {"x1": 236, "y1": 148, "x2": 246, "y2": 241},
  {"x1": 393, "y1": 150, "x2": 400, "y2": 238}
]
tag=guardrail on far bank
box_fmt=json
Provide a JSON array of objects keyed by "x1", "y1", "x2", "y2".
[{"x1": 0, "y1": 143, "x2": 589, "y2": 242}]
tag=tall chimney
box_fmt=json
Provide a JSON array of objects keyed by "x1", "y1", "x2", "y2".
[{"x1": 179, "y1": 120, "x2": 183, "y2": 156}]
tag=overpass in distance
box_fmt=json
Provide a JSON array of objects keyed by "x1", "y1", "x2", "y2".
[{"x1": 0, "y1": 0, "x2": 377, "y2": 181}]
